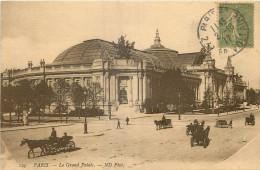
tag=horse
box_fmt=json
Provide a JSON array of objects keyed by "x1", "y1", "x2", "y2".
[
  {"x1": 20, "y1": 138, "x2": 48, "y2": 158},
  {"x1": 154, "y1": 120, "x2": 163, "y2": 130}
]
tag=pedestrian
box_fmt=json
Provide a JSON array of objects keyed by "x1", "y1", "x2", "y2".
[
  {"x1": 228, "y1": 120, "x2": 233, "y2": 128},
  {"x1": 50, "y1": 127, "x2": 57, "y2": 140},
  {"x1": 126, "y1": 117, "x2": 129, "y2": 125},
  {"x1": 117, "y1": 119, "x2": 121, "y2": 129}
]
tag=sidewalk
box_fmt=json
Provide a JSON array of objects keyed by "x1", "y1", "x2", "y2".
[
  {"x1": 1, "y1": 123, "x2": 74, "y2": 132},
  {"x1": 214, "y1": 134, "x2": 260, "y2": 169}
]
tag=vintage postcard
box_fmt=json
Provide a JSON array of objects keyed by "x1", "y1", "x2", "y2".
[{"x1": 1, "y1": 1, "x2": 260, "y2": 170}]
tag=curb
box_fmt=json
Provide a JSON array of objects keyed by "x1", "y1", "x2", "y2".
[{"x1": 1, "y1": 123, "x2": 74, "y2": 132}]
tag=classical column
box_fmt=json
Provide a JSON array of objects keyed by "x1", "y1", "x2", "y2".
[
  {"x1": 129, "y1": 76, "x2": 133, "y2": 106},
  {"x1": 80, "y1": 77, "x2": 84, "y2": 87},
  {"x1": 115, "y1": 76, "x2": 119, "y2": 103},
  {"x1": 143, "y1": 74, "x2": 147, "y2": 102},
  {"x1": 103, "y1": 75, "x2": 106, "y2": 102},
  {"x1": 108, "y1": 75, "x2": 111, "y2": 102},
  {"x1": 139, "y1": 75, "x2": 143, "y2": 103},
  {"x1": 137, "y1": 75, "x2": 140, "y2": 102}
]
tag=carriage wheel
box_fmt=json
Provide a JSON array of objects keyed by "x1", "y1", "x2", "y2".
[
  {"x1": 186, "y1": 129, "x2": 189, "y2": 136},
  {"x1": 245, "y1": 120, "x2": 247, "y2": 126},
  {"x1": 46, "y1": 145, "x2": 55, "y2": 155},
  {"x1": 253, "y1": 121, "x2": 255, "y2": 126},
  {"x1": 67, "y1": 141, "x2": 75, "y2": 150},
  {"x1": 28, "y1": 150, "x2": 35, "y2": 159},
  {"x1": 190, "y1": 137, "x2": 194, "y2": 147}
]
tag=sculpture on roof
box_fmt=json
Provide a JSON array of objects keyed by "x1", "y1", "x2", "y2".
[
  {"x1": 113, "y1": 35, "x2": 135, "y2": 59},
  {"x1": 201, "y1": 44, "x2": 213, "y2": 60}
]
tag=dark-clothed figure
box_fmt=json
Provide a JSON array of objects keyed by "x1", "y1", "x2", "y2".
[
  {"x1": 250, "y1": 113, "x2": 254, "y2": 119},
  {"x1": 228, "y1": 120, "x2": 233, "y2": 128},
  {"x1": 117, "y1": 120, "x2": 121, "y2": 129},
  {"x1": 50, "y1": 127, "x2": 57, "y2": 140},
  {"x1": 126, "y1": 117, "x2": 129, "y2": 125},
  {"x1": 162, "y1": 115, "x2": 166, "y2": 124}
]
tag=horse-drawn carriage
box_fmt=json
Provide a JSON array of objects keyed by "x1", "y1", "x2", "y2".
[
  {"x1": 186, "y1": 120, "x2": 205, "y2": 135},
  {"x1": 190, "y1": 126, "x2": 210, "y2": 148},
  {"x1": 215, "y1": 120, "x2": 229, "y2": 128},
  {"x1": 186, "y1": 124, "x2": 204, "y2": 135},
  {"x1": 20, "y1": 136, "x2": 75, "y2": 158},
  {"x1": 245, "y1": 116, "x2": 255, "y2": 126},
  {"x1": 154, "y1": 119, "x2": 172, "y2": 130}
]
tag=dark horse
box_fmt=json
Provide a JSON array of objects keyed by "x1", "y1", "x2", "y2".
[
  {"x1": 154, "y1": 120, "x2": 163, "y2": 130},
  {"x1": 20, "y1": 138, "x2": 48, "y2": 158}
]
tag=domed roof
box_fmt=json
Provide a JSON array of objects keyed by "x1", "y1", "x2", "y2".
[
  {"x1": 52, "y1": 39, "x2": 166, "y2": 68},
  {"x1": 53, "y1": 39, "x2": 118, "y2": 65}
]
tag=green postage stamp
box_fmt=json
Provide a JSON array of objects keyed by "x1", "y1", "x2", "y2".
[{"x1": 219, "y1": 3, "x2": 254, "y2": 48}]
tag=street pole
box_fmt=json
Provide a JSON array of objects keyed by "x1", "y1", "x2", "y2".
[
  {"x1": 178, "y1": 93, "x2": 181, "y2": 120},
  {"x1": 84, "y1": 92, "x2": 88, "y2": 134}
]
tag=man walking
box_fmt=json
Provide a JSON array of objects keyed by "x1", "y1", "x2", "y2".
[
  {"x1": 228, "y1": 120, "x2": 233, "y2": 128},
  {"x1": 126, "y1": 117, "x2": 129, "y2": 125},
  {"x1": 117, "y1": 119, "x2": 121, "y2": 129}
]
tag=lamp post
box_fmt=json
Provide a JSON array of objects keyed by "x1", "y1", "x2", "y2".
[
  {"x1": 83, "y1": 91, "x2": 88, "y2": 134},
  {"x1": 178, "y1": 92, "x2": 181, "y2": 120}
]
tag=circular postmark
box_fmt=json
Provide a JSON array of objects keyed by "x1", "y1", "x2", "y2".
[{"x1": 197, "y1": 7, "x2": 249, "y2": 58}]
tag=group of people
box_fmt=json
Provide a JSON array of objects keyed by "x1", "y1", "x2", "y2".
[
  {"x1": 49, "y1": 127, "x2": 68, "y2": 141},
  {"x1": 116, "y1": 117, "x2": 130, "y2": 129}
]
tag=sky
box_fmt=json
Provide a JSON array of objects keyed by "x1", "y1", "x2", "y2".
[{"x1": 1, "y1": 1, "x2": 259, "y2": 89}]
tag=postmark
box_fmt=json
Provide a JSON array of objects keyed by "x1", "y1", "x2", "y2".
[{"x1": 197, "y1": 3, "x2": 254, "y2": 58}]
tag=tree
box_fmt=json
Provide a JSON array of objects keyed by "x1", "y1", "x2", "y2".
[
  {"x1": 1, "y1": 85, "x2": 15, "y2": 124},
  {"x1": 113, "y1": 35, "x2": 135, "y2": 59},
  {"x1": 223, "y1": 88, "x2": 235, "y2": 114},
  {"x1": 70, "y1": 82, "x2": 84, "y2": 118},
  {"x1": 53, "y1": 79, "x2": 70, "y2": 122},
  {"x1": 158, "y1": 68, "x2": 195, "y2": 113},
  {"x1": 34, "y1": 81, "x2": 54, "y2": 122},
  {"x1": 247, "y1": 88, "x2": 259, "y2": 105},
  {"x1": 201, "y1": 87, "x2": 212, "y2": 110},
  {"x1": 87, "y1": 82, "x2": 103, "y2": 109}
]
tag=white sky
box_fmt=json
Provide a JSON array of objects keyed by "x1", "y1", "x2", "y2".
[{"x1": 1, "y1": 1, "x2": 259, "y2": 89}]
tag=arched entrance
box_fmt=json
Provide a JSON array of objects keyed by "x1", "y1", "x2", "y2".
[{"x1": 119, "y1": 89, "x2": 128, "y2": 104}]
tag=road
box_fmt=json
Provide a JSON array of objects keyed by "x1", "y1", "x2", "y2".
[{"x1": 1, "y1": 109, "x2": 260, "y2": 170}]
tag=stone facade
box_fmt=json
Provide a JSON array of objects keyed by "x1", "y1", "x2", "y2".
[{"x1": 1, "y1": 30, "x2": 247, "y2": 114}]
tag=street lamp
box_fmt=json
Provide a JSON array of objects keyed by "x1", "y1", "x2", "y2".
[
  {"x1": 178, "y1": 92, "x2": 181, "y2": 120},
  {"x1": 83, "y1": 91, "x2": 88, "y2": 134}
]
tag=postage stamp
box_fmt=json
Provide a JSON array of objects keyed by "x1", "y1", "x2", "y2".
[
  {"x1": 197, "y1": 3, "x2": 254, "y2": 58},
  {"x1": 219, "y1": 3, "x2": 254, "y2": 48}
]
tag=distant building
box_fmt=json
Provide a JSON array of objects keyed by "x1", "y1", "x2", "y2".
[{"x1": 1, "y1": 30, "x2": 247, "y2": 113}]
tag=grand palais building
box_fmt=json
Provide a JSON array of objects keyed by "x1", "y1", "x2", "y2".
[{"x1": 2, "y1": 30, "x2": 247, "y2": 114}]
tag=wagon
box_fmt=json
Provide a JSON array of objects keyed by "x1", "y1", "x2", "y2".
[
  {"x1": 186, "y1": 124, "x2": 204, "y2": 135},
  {"x1": 190, "y1": 126, "x2": 210, "y2": 148},
  {"x1": 162, "y1": 119, "x2": 173, "y2": 128},
  {"x1": 154, "y1": 119, "x2": 172, "y2": 130},
  {"x1": 21, "y1": 136, "x2": 75, "y2": 158},
  {"x1": 215, "y1": 120, "x2": 229, "y2": 128},
  {"x1": 42, "y1": 136, "x2": 75, "y2": 155},
  {"x1": 245, "y1": 117, "x2": 255, "y2": 126}
]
